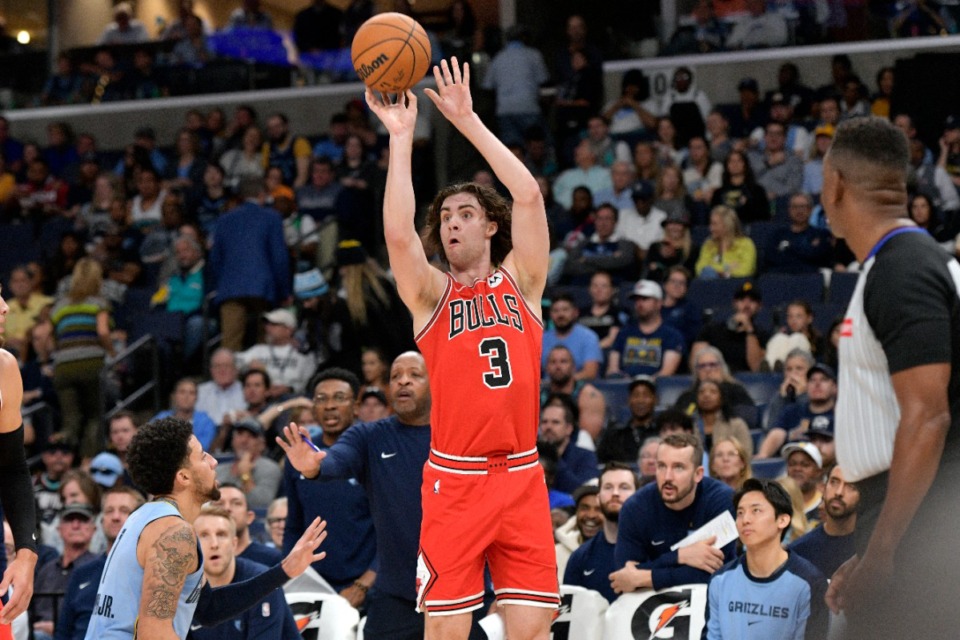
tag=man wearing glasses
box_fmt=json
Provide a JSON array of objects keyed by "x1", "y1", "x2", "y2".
[{"x1": 282, "y1": 367, "x2": 376, "y2": 610}]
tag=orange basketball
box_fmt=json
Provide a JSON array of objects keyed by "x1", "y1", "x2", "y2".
[{"x1": 351, "y1": 13, "x2": 431, "y2": 93}]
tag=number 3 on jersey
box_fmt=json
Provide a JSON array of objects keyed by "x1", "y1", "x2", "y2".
[{"x1": 479, "y1": 337, "x2": 512, "y2": 388}]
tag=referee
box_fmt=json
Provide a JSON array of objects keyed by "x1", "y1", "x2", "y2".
[{"x1": 821, "y1": 117, "x2": 960, "y2": 638}]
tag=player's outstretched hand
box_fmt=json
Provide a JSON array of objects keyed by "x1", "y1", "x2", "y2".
[
  {"x1": 0, "y1": 549, "x2": 37, "y2": 623},
  {"x1": 276, "y1": 423, "x2": 326, "y2": 479},
  {"x1": 281, "y1": 516, "x2": 328, "y2": 578},
  {"x1": 424, "y1": 57, "x2": 473, "y2": 123},
  {"x1": 365, "y1": 88, "x2": 417, "y2": 138}
]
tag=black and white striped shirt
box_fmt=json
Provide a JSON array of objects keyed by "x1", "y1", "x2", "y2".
[{"x1": 836, "y1": 228, "x2": 960, "y2": 482}]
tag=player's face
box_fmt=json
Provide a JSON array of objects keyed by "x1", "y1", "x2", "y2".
[
  {"x1": 195, "y1": 515, "x2": 237, "y2": 580},
  {"x1": 575, "y1": 494, "x2": 602, "y2": 539},
  {"x1": 312, "y1": 379, "x2": 358, "y2": 442},
  {"x1": 823, "y1": 466, "x2": 860, "y2": 520},
  {"x1": 188, "y1": 435, "x2": 220, "y2": 503},
  {"x1": 438, "y1": 192, "x2": 496, "y2": 269},
  {"x1": 101, "y1": 492, "x2": 138, "y2": 544},
  {"x1": 711, "y1": 440, "x2": 744, "y2": 481},
  {"x1": 736, "y1": 491, "x2": 788, "y2": 549},
  {"x1": 656, "y1": 445, "x2": 703, "y2": 509},
  {"x1": 545, "y1": 349, "x2": 575, "y2": 384},
  {"x1": 628, "y1": 384, "x2": 656, "y2": 420},
  {"x1": 599, "y1": 470, "x2": 637, "y2": 522},
  {"x1": 390, "y1": 354, "x2": 431, "y2": 421},
  {"x1": 786, "y1": 451, "x2": 821, "y2": 493},
  {"x1": 213, "y1": 487, "x2": 251, "y2": 536},
  {"x1": 538, "y1": 406, "x2": 573, "y2": 447}
]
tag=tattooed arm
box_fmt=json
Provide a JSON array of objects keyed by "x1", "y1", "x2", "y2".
[{"x1": 135, "y1": 517, "x2": 199, "y2": 639}]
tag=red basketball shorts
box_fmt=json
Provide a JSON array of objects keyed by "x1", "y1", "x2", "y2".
[{"x1": 416, "y1": 449, "x2": 560, "y2": 616}]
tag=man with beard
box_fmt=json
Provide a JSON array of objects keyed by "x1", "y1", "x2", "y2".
[
  {"x1": 539, "y1": 346, "x2": 606, "y2": 443},
  {"x1": 541, "y1": 295, "x2": 603, "y2": 381},
  {"x1": 188, "y1": 506, "x2": 300, "y2": 640},
  {"x1": 611, "y1": 433, "x2": 735, "y2": 593},
  {"x1": 538, "y1": 403, "x2": 598, "y2": 494},
  {"x1": 84, "y1": 417, "x2": 328, "y2": 639},
  {"x1": 262, "y1": 113, "x2": 310, "y2": 188},
  {"x1": 563, "y1": 463, "x2": 639, "y2": 602},
  {"x1": 281, "y1": 352, "x2": 473, "y2": 639},
  {"x1": 554, "y1": 484, "x2": 601, "y2": 581},
  {"x1": 790, "y1": 465, "x2": 859, "y2": 578},
  {"x1": 607, "y1": 280, "x2": 683, "y2": 378}
]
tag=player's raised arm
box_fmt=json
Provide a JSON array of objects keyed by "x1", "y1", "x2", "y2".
[
  {"x1": 365, "y1": 89, "x2": 446, "y2": 324},
  {"x1": 424, "y1": 57, "x2": 549, "y2": 302}
]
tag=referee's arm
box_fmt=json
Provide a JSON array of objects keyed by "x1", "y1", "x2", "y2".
[{"x1": 844, "y1": 363, "x2": 950, "y2": 604}]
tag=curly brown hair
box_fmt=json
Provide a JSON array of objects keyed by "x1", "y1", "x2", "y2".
[{"x1": 422, "y1": 182, "x2": 513, "y2": 266}]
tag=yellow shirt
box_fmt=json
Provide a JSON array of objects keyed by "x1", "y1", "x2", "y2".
[
  {"x1": 6, "y1": 293, "x2": 54, "y2": 340},
  {"x1": 695, "y1": 236, "x2": 757, "y2": 278}
]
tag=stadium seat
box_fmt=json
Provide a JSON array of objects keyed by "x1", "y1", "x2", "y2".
[
  {"x1": 827, "y1": 271, "x2": 859, "y2": 306},
  {"x1": 735, "y1": 372, "x2": 781, "y2": 405},
  {"x1": 549, "y1": 285, "x2": 591, "y2": 310},
  {"x1": 655, "y1": 374, "x2": 693, "y2": 409},
  {"x1": 757, "y1": 272, "x2": 824, "y2": 307},
  {"x1": 594, "y1": 379, "x2": 631, "y2": 423},
  {"x1": 752, "y1": 458, "x2": 786, "y2": 479},
  {"x1": 686, "y1": 277, "x2": 749, "y2": 313},
  {"x1": 747, "y1": 221, "x2": 779, "y2": 269},
  {"x1": 749, "y1": 428, "x2": 764, "y2": 452},
  {"x1": 810, "y1": 301, "x2": 845, "y2": 334}
]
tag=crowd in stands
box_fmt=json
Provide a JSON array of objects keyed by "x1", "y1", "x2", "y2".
[{"x1": 2, "y1": 3, "x2": 960, "y2": 638}]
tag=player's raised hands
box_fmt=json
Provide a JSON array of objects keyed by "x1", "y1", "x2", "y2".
[
  {"x1": 424, "y1": 57, "x2": 473, "y2": 123},
  {"x1": 365, "y1": 88, "x2": 417, "y2": 138},
  {"x1": 276, "y1": 422, "x2": 326, "y2": 479},
  {"x1": 280, "y1": 516, "x2": 328, "y2": 578}
]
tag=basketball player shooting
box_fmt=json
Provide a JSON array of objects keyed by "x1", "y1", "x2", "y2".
[{"x1": 370, "y1": 57, "x2": 557, "y2": 639}]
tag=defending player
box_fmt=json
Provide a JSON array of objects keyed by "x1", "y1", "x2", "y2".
[{"x1": 372, "y1": 57, "x2": 556, "y2": 639}]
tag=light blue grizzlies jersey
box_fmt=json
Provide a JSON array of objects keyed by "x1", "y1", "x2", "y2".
[
  {"x1": 703, "y1": 552, "x2": 828, "y2": 640},
  {"x1": 84, "y1": 501, "x2": 204, "y2": 640}
]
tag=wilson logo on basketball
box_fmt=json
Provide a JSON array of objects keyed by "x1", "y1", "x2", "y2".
[{"x1": 356, "y1": 53, "x2": 390, "y2": 80}]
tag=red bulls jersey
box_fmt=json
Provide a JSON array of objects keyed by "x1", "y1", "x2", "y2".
[{"x1": 415, "y1": 268, "x2": 544, "y2": 456}]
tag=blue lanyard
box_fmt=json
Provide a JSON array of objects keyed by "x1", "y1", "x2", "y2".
[{"x1": 864, "y1": 226, "x2": 925, "y2": 262}]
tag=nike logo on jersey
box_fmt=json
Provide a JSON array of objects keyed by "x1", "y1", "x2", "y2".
[
  {"x1": 79, "y1": 581, "x2": 91, "y2": 590},
  {"x1": 748, "y1": 620, "x2": 762, "y2": 626},
  {"x1": 191, "y1": 624, "x2": 204, "y2": 631},
  {"x1": 583, "y1": 569, "x2": 595, "y2": 576},
  {"x1": 652, "y1": 539, "x2": 666, "y2": 546},
  {"x1": 381, "y1": 452, "x2": 397, "y2": 459}
]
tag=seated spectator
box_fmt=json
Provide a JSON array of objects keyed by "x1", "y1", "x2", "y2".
[
  {"x1": 542, "y1": 294, "x2": 603, "y2": 381},
  {"x1": 660, "y1": 67, "x2": 712, "y2": 147},
  {"x1": 725, "y1": 0, "x2": 789, "y2": 49},
  {"x1": 357, "y1": 386, "x2": 389, "y2": 422},
  {"x1": 705, "y1": 108, "x2": 735, "y2": 165},
  {"x1": 601, "y1": 70, "x2": 658, "y2": 143},
  {"x1": 555, "y1": 484, "x2": 601, "y2": 581},
  {"x1": 196, "y1": 348, "x2": 246, "y2": 427},
  {"x1": 263, "y1": 113, "x2": 311, "y2": 188},
  {"x1": 15, "y1": 158, "x2": 68, "y2": 224},
  {"x1": 41, "y1": 53, "x2": 86, "y2": 106},
  {"x1": 782, "y1": 441, "x2": 823, "y2": 522},
  {"x1": 660, "y1": 266, "x2": 701, "y2": 351},
  {"x1": 228, "y1": 0, "x2": 275, "y2": 30},
  {"x1": 890, "y1": 0, "x2": 948, "y2": 37},
  {"x1": 757, "y1": 362, "x2": 836, "y2": 459},
  {"x1": 98, "y1": 2, "x2": 148, "y2": 45},
  {"x1": 704, "y1": 478, "x2": 827, "y2": 639},
  {"x1": 653, "y1": 117, "x2": 686, "y2": 167},
  {"x1": 634, "y1": 141, "x2": 661, "y2": 184},
  {"x1": 682, "y1": 136, "x2": 723, "y2": 218},
  {"x1": 615, "y1": 181, "x2": 666, "y2": 260},
  {"x1": 709, "y1": 436, "x2": 752, "y2": 491},
  {"x1": 220, "y1": 126, "x2": 264, "y2": 191},
  {"x1": 789, "y1": 465, "x2": 858, "y2": 578},
  {"x1": 692, "y1": 281, "x2": 769, "y2": 373},
  {"x1": 637, "y1": 436, "x2": 660, "y2": 485},
  {"x1": 710, "y1": 149, "x2": 770, "y2": 225},
  {"x1": 562, "y1": 203, "x2": 640, "y2": 284},
  {"x1": 564, "y1": 463, "x2": 639, "y2": 603},
  {"x1": 607, "y1": 280, "x2": 684, "y2": 378},
  {"x1": 674, "y1": 346, "x2": 755, "y2": 415},
  {"x1": 748, "y1": 92, "x2": 811, "y2": 157},
  {"x1": 764, "y1": 193, "x2": 833, "y2": 274},
  {"x1": 43, "y1": 122, "x2": 79, "y2": 179},
  {"x1": 3, "y1": 265, "x2": 52, "y2": 355},
  {"x1": 611, "y1": 433, "x2": 736, "y2": 593},
  {"x1": 596, "y1": 374, "x2": 658, "y2": 463},
  {"x1": 160, "y1": 0, "x2": 208, "y2": 40},
  {"x1": 33, "y1": 504, "x2": 98, "y2": 640},
  {"x1": 106, "y1": 411, "x2": 138, "y2": 480},
  {"x1": 265, "y1": 497, "x2": 287, "y2": 548},
  {"x1": 653, "y1": 165, "x2": 694, "y2": 222},
  {"x1": 553, "y1": 141, "x2": 613, "y2": 210},
  {"x1": 540, "y1": 346, "x2": 607, "y2": 442},
  {"x1": 166, "y1": 128, "x2": 207, "y2": 192},
  {"x1": 578, "y1": 270, "x2": 629, "y2": 351},
  {"x1": 215, "y1": 419, "x2": 283, "y2": 510},
  {"x1": 908, "y1": 193, "x2": 954, "y2": 252},
  {"x1": 749, "y1": 121, "x2": 804, "y2": 204},
  {"x1": 293, "y1": 0, "x2": 344, "y2": 54},
  {"x1": 127, "y1": 48, "x2": 166, "y2": 100},
  {"x1": 582, "y1": 117, "x2": 631, "y2": 169},
  {"x1": 212, "y1": 368, "x2": 272, "y2": 450},
  {"x1": 539, "y1": 403, "x2": 599, "y2": 494},
  {"x1": 152, "y1": 377, "x2": 218, "y2": 451},
  {"x1": 129, "y1": 166, "x2": 166, "y2": 232},
  {"x1": 593, "y1": 160, "x2": 636, "y2": 211},
  {"x1": 235, "y1": 308, "x2": 317, "y2": 398},
  {"x1": 765, "y1": 300, "x2": 824, "y2": 370},
  {"x1": 690, "y1": 379, "x2": 753, "y2": 456},
  {"x1": 909, "y1": 138, "x2": 960, "y2": 217},
  {"x1": 695, "y1": 205, "x2": 758, "y2": 278},
  {"x1": 802, "y1": 124, "x2": 833, "y2": 199},
  {"x1": 663, "y1": 0, "x2": 728, "y2": 55},
  {"x1": 764, "y1": 347, "x2": 812, "y2": 430}
]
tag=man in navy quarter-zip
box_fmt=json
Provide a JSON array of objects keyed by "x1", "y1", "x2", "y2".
[{"x1": 279, "y1": 352, "x2": 435, "y2": 639}]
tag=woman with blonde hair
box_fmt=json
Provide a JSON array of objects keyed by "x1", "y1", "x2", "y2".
[
  {"x1": 709, "y1": 436, "x2": 752, "y2": 491},
  {"x1": 776, "y1": 475, "x2": 814, "y2": 545},
  {"x1": 329, "y1": 240, "x2": 415, "y2": 372},
  {"x1": 694, "y1": 204, "x2": 757, "y2": 278},
  {"x1": 50, "y1": 258, "x2": 115, "y2": 462}
]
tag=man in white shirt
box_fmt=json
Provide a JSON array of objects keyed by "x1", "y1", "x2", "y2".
[
  {"x1": 197, "y1": 348, "x2": 246, "y2": 425},
  {"x1": 615, "y1": 181, "x2": 666, "y2": 258},
  {"x1": 236, "y1": 309, "x2": 317, "y2": 397}
]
